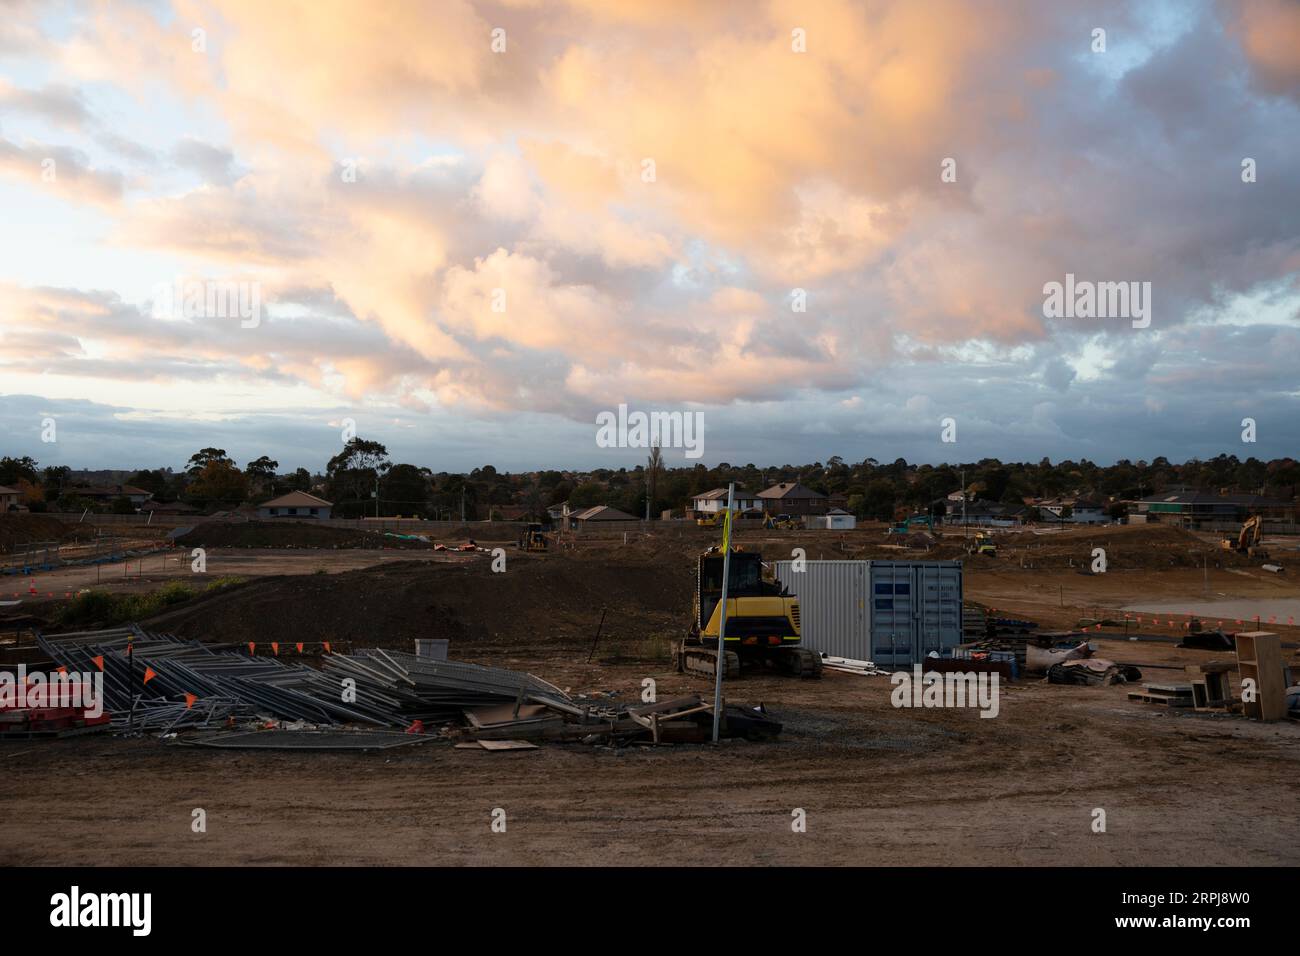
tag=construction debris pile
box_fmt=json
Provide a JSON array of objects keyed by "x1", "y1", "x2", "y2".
[{"x1": 34, "y1": 626, "x2": 780, "y2": 747}]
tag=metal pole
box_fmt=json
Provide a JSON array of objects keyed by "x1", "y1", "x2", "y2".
[{"x1": 711, "y1": 482, "x2": 735, "y2": 744}]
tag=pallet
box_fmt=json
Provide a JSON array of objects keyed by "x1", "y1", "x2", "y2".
[{"x1": 1127, "y1": 690, "x2": 1193, "y2": 708}]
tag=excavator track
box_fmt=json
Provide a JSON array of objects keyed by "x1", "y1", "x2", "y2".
[
  {"x1": 779, "y1": 646, "x2": 823, "y2": 678},
  {"x1": 676, "y1": 643, "x2": 741, "y2": 680}
]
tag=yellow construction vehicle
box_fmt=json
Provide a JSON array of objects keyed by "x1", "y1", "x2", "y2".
[
  {"x1": 763, "y1": 513, "x2": 800, "y2": 530},
  {"x1": 970, "y1": 531, "x2": 997, "y2": 556},
  {"x1": 677, "y1": 546, "x2": 822, "y2": 679},
  {"x1": 1222, "y1": 515, "x2": 1268, "y2": 559},
  {"x1": 516, "y1": 522, "x2": 549, "y2": 552},
  {"x1": 696, "y1": 512, "x2": 721, "y2": 527}
]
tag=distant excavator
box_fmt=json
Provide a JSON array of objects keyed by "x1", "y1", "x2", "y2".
[
  {"x1": 1222, "y1": 515, "x2": 1268, "y2": 559},
  {"x1": 516, "y1": 522, "x2": 549, "y2": 552}
]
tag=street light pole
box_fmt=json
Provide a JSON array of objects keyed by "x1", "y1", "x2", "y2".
[{"x1": 711, "y1": 482, "x2": 736, "y2": 744}]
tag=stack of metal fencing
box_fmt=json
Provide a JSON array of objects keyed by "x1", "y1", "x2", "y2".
[
  {"x1": 323, "y1": 650, "x2": 574, "y2": 722},
  {"x1": 36, "y1": 627, "x2": 573, "y2": 733}
]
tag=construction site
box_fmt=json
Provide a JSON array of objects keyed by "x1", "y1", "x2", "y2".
[{"x1": 2, "y1": 511, "x2": 1297, "y2": 867}]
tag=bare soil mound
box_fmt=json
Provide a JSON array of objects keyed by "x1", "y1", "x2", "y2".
[
  {"x1": 142, "y1": 550, "x2": 693, "y2": 651},
  {"x1": 174, "y1": 520, "x2": 433, "y2": 550},
  {"x1": 0, "y1": 514, "x2": 77, "y2": 553}
]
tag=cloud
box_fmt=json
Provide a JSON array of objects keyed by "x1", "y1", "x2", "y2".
[
  {"x1": 0, "y1": 137, "x2": 124, "y2": 203},
  {"x1": 0, "y1": 0, "x2": 1298, "y2": 469},
  {"x1": 172, "y1": 137, "x2": 239, "y2": 186}
]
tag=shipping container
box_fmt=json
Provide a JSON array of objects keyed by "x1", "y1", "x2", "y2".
[{"x1": 772, "y1": 559, "x2": 963, "y2": 666}]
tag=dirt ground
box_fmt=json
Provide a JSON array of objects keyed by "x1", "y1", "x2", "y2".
[{"x1": 3, "y1": 522, "x2": 1299, "y2": 866}]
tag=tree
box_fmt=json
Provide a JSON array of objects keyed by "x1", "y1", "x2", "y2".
[
  {"x1": 186, "y1": 448, "x2": 231, "y2": 474},
  {"x1": 646, "y1": 441, "x2": 663, "y2": 520},
  {"x1": 245, "y1": 456, "x2": 279, "y2": 496},
  {"x1": 187, "y1": 460, "x2": 248, "y2": 504},
  {"x1": 0, "y1": 456, "x2": 39, "y2": 487},
  {"x1": 325, "y1": 439, "x2": 391, "y2": 517},
  {"x1": 16, "y1": 478, "x2": 44, "y2": 511},
  {"x1": 42, "y1": 465, "x2": 71, "y2": 497},
  {"x1": 381, "y1": 464, "x2": 431, "y2": 517},
  {"x1": 128, "y1": 469, "x2": 169, "y2": 498}
]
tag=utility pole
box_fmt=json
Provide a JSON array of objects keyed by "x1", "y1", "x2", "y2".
[
  {"x1": 712, "y1": 482, "x2": 736, "y2": 744},
  {"x1": 460, "y1": 486, "x2": 465, "y2": 523},
  {"x1": 962, "y1": 467, "x2": 967, "y2": 539}
]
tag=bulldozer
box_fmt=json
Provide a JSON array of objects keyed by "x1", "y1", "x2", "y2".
[
  {"x1": 1222, "y1": 515, "x2": 1268, "y2": 559},
  {"x1": 969, "y1": 531, "x2": 997, "y2": 556},
  {"x1": 763, "y1": 513, "x2": 800, "y2": 530},
  {"x1": 676, "y1": 546, "x2": 822, "y2": 680},
  {"x1": 516, "y1": 522, "x2": 549, "y2": 552}
]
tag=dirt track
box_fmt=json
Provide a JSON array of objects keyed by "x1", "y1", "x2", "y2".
[{"x1": 3, "y1": 523, "x2": 1299, "y2": 866}]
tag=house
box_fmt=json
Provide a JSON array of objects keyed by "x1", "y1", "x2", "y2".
[
  {"x1": 568, "y1": 505, "x2": 640, "y2": 531},
  {"x1": 74, "y1": 484, "x2": 154, "y2": 506},
  {"x1": 1134, "y1": 492, "x2": 1292, "y2": 529},
  {"x1": 806, "y1": 507, "x2": 857, "y2": 530},
  {"x1": 757, "y1": 481, "x2": 830, "y2": 517},
  {"x1": 256, "y1": 491, "x2": 333, "y2": 519},
  {"x1": 1036, "y1": 497, "x2": 1109, "y2": 524},
  {"x1": 0, "y1": 485, "x2": 23, "y2": 511},
  {"x1": 943, "y1": 499, "x2": 1029, "y2": 527},
  {"x1": 689, "y1": 487, "x2": 762, "y2": 516}
]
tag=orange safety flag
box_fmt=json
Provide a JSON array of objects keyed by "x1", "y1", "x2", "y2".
[
  {"x1": 271, "y1": 641, "x2": 280, "y2": 655},
  {"x1": 247, "y1": 642, "x2": 256, "y2": 655},
  {"x1": 92, "y1": 655, "x2": 104, "y2": 671},
  {"x1": 142, "y1": 667, "x2": 157, "y2": 685},
  {"x1": 296, "y1": 642, "x2": 304, "y2": 653},
  {"x1": 56, "y1": 665, "x2": 67, "y2": 673},
  {"x1": 323, "y1": 642, "x2": 331, "y2": 654},
  {"x1": 185, "y1": 693, "x2": 197, "y2": 709}
]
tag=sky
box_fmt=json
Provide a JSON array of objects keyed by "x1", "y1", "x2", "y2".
[{"x1": 0, "y1": 0, "x2": 1298, "y2": 474}]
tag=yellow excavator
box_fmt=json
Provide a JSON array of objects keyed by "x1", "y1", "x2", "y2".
[
  {"x1": 676, "y1": 546, "x2": 822, "y2": 680},
  {"x1": 1222, "y1": 515, "x2": 1268, "y2": 558},
  {"x1": 516, "y1": 522, "x2": 549, "y2": 552}
]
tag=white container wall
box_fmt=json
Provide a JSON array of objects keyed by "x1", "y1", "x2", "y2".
[{"x1": 773, "y1": 559, "x2": 963, "y2": 666}]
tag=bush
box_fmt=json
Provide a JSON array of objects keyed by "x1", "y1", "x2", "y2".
[{"x1": 53, "y1": 576, "x2": 246, "y2": 627}]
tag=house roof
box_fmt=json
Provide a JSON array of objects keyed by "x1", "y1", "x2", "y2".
[
  {"x1": 692, "y1": 487, "x2": 754, "y2": 501},
  {"x1": 571, "y1": 505, "x2": 637, "y2": 521},
  {"x1": 0, "y1": 485, "x2": 21, "y2": 495},
  {"x1": 825, "y1": 508, "x2": 853, "y2": 515},
  {"x1": 140, "y1": 500, "x2": 198, "y2": 512},
  {"x1": 259, "y1": 491, "x2": 333, "y2": 509},
  {"x1": 1138, "y1": 492, "x2": 1284, "y2": 506},
  {"x1": 758, "y1": 482, "x2": 826, "y2": 500},
  {"x1": 78, "y1": 484, "x2": 152, "y2": 498}
]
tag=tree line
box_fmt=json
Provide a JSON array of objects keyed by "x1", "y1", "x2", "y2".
[{"x1": 1, "y1": 447, "x2": 1296, "y2": 522}]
